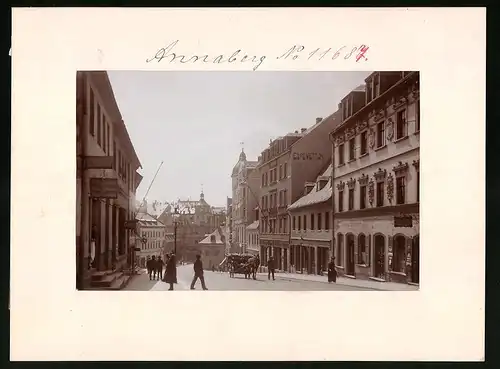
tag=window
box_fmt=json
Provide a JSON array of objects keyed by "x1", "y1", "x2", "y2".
[
  {"x1": 107, "y1": 123, "x2": 111, "y2": 155},
  {"x1": 376, "y1": 182, "x2": 384, "y2": 207},
  {"x1": 283, "y1": 189, "x2": 288, "y2": 206},
  {"x1": 360, "y1": 185, "x2": 367, "y2": 209},
  {"x1": 396, "y1": 109, "x2": 407, "y2": 139},
  {"x1": 338, "y1": 190, "x2": 344, "y2": 212},
  {"x1": 317, "y1": 213, "x2": 322, "y2": 230},
  {"x1": 338, "y1": 144, "x2": 345, "y2": 165},
  {"x1": 325, "y1": 211, "x2": 330, "y2": 230},
  {"x1": 89, "y1": 89, "x2": 95, "y2": 136},
  {"x1": 376, "y1": 121, "x2": 385, "y2": 148},
  {"x1": 310, "y1": 214, "x2": 315, "y2": 230},
  {"x1": 113, "y1": 141, "x2": 117, "y2": 170},
  {"x1": 103, "y1": 117, "x2": 107, "y2": 153},
  {"x1": 262, "y1": 174, "x2": 265, "y2": 187},
  {"x1": 349, "y1": 138, "x2": 355, "y2": 160},
  {"x1": 415, "y1": 101, "x2": 420, "y2": 132},
  {"x1": 336, "y1": 234, "x2": 343, "y2": 266},
  {"x1": 348, "y1": 189, "x2": 354, "y2": 210},
  {"x1": 210, "y1": 235, "x2": 216, "y2": 243},
  {"x1": 360, "y1": 131, "x2": 368, "y2": 155},
  {"x1": 298, "y1": 216, "x2": 302, "y2": 230},
  {"x1": 396, "y1": 176, "x2": 406, "y2": 204},
  {"x1": 292, "y1": 216, "x2": 296, "y2": 230},
  {"x1": 374, "y1": 75, "x2": 380, "y2": 97},
  {"x1": 303, "y1": 215, "x2": 307, "y2": 230},
  {"x1": 417, "y1": 172, "x2": 420, "y2": 202},
  {"x1": 284, "y1": 163, "x2": 287, "y2": 178},
  {"x1": 393, "y1": 235, "x2": 406, "y2": 272},
  {"x1": 279, "y1": 165, "x2": 283, "y2": 180},
  {"x1": 97, "y1": 104, "x2": 102, "y2": 147},
  {"x1": 279, "y1": 218, "x2": 283, "y2": 232},
  {"x1": 357, "y1": 234, "x2": 367, "y2": 264}
]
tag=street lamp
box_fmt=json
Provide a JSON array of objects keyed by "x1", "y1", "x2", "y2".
[{"x1": 173, "y1": 206, "x2": 180, "y2": 255}]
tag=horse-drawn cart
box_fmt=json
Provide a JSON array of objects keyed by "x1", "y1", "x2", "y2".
[{"x1": 225, "y1": 253, "x2": 260, "y2": 280}]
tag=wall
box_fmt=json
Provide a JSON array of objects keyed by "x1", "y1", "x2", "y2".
[{"x1": 290, "y1": 113, "x2": 341, "y2": 205}]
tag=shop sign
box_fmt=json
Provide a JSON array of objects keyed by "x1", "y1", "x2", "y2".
[
  {"x1": 292, "y1": 152, "x2": 324, "y2": 161},
  {"x1": 394, "y1": 215, "x2": 413, "y2": 228},
  {"x1": 90, "y1": 178, "x2": 118, "y2": 199}
]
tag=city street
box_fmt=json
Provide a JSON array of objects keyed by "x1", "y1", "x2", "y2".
[{"x1": 125, "y1": 264, "x2": 376, "y2": 291}]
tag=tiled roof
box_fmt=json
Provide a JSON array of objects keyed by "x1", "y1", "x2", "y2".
[
  {"x1": 246, "y1": 220, "x2": 259, "y2": 230},
  {"x1": 199, "y1": 227, "x2": 227, "y2": 245},
  {"x1": 288, "y1": 163, "x2": 333, "y2": 211},
  {"x1": 136, "y1": 212, "x2": 165, "y2": 226}
]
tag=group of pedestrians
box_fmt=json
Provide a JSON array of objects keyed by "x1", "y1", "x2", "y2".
[{"x1": 146, "y1": 255, "x2": 165, "y2": 281}]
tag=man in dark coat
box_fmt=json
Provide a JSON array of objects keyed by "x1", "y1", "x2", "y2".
[
  {"x1": 151, "y1": 255, "x2": 157, "y2": 280},
  {"x1": 267, "y1": 256, "x2": 275, "y2": 281},
  {"x1": 156, "y1": 256, "x2": 164, "y2": 281},
  {"x1": 163, "y1": 253, "x2": 177, "y2": 290},
  {"x1": 327, "y1": 256, "x2": 337, "y2": 283},
  {"x1": 190, "y1": 254, "x2": 208, "y2": 290},
  {"x1": 147, "y1": 256, "x2": 153, "y2": 280}
]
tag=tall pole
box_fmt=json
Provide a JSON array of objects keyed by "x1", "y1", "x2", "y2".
[
  {"x1": 174, "y1": 221, "x2": 177, "y2": 255},
  {"x1": 328, "y1": 132, "x2": 336, "y2": 263}
]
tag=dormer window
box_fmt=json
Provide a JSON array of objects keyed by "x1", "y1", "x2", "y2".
[{"x1": 210, "y1": 235, "x2": 216, "y2": 243}]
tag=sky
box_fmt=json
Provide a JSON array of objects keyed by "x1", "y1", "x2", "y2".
[{"x1": 108, "y1": 71, "x2": 372, "y2": 208}]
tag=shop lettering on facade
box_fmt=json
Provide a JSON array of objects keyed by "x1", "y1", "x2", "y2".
[{"x1": 292, "y1": 152, "x2": 324, "y2": 161}]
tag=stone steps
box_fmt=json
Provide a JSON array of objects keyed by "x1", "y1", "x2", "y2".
[{"x1": 89, "y1": 270, "x2": 131, "y2": 290}]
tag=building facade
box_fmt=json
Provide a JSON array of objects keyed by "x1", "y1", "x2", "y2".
[
  {"x1": 226, "y1": 197, "x2": 233, "y2": 255},
  {"x1": 157, "y1": 192, "x2": 223, "y2": 262},
  {"x1": 76, "y1": 71, "x2": 142, "y2": 289},
  {"x1": 135, "y1": 212, "x2": 165, "y2": 268},
  {"x1": 288, "y1": 163, "x2": 333, "y2": 275},
  {"x1": 258, "y1": 114, "x2": 340, "y2": 272},
  {"x1": 184, "y1": 227, "x2": 227, "y2": 269},
  {"x1": 230, "y1": 149, "x2": 259, "y2": 254},
  {"x1": 330, "y1": 71, "x2": 420, "y2": 285}
]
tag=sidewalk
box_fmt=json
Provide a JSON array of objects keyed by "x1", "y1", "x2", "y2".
[{"x1": 257, "y1": 271, "x2": 419, "y2": 291}]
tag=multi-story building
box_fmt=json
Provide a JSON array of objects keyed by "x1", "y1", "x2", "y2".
[
  {"x1": 184, "y1": 226, "x2": 227, "y2": 269},
  {"x1": 246, "y1": 218, "x2": 260, "y2": 256},
  {"x1": 163, "y1": 233, "x2": 175, "y2": 260},
  {"x1": 329, "y1": 71, "x2": 420, "y2": 285},
  {"x1": 156, "y1": 191, "x2": 223, "y2": 262},
  {"x1": 226, "y1": 197, "x2": 232, "y2": 255},
  {"x1": 135, "y1": 212, "x2": 165, "y2": 268},
  {"x1": 76, "y1": 71, "x2": 142, "y2": 289},
  {"x1": 258, "y1": 114, "x2": 340, "y2": 272},
  {"x1": 210, "y1": 206, "x2": 227, "y2": 230},
  {"x1": 288, "y1": 162, "x2": 333, "y2": 275},
  {"x1": 230, "y1": 149, "x2": 259, "y2": 254}
]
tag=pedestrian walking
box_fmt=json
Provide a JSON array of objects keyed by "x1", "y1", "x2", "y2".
[
  {"x1": 190, "y1": 254, "x2": 208, "y2": 290},
  {"x1": 156, "y1": 256, "x2": 164, "y2": 281},
  {"x1": 163, "y1": 253, "x2": 177, "y2": 290},
  {"x1": 327, "y1": 256, "x2": 337, "y2": 283},
  {"x1": 267, "y1": 256, "x2": 275, "y2": 281},
  {"x1": 147, "y1": 256, "x2": 153, "y2": 280},
  {"x1": 151, "y1": 255, "x2": 157, "y2": 280}
]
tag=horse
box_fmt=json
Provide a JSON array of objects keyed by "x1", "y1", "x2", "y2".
[{"x1": 243, "y1": 256, "x2": 260, "y2": 280}]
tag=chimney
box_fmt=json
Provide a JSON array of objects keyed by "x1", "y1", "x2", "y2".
[
  {"x1": 301, "y1": 128, "x2": 307, "y2": 133},
  {"x1": 294, "y1": 130, "x2": 299, "y2": 134},
  {"x1": 316, "y1": 117, "x2": 323, "y2": 124}
]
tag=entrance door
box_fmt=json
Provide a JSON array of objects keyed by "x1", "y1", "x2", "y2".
[
  {"x1": 411, "y1": 236, "x2": 420, "y2": 284},
  {"x1": 374, "y1": 235, "x2": 385, "y2": 279},
  {"x1": 346, "y1": 234, "x2": 355, "y2": 276}
]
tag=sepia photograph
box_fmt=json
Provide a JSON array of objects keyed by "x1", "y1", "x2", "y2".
[{"x1": 76, "y1": 70, "x2": 420, "y2": 292}]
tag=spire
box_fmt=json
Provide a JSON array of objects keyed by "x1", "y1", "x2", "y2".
[
  {"x1": 200, "y1": 183, "x2": 205, "y2": 201},
  {"x1": 239, "y1": 141, "x2": 246, "y2": 161}
]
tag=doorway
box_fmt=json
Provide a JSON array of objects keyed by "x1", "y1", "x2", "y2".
[
  {"x1": 374, "y1": 234, "x2": 385, "y2": 279},
  {"x1": 346, "y1": 234, "x2": 355, "y2": 276},
  {"x1": 411, "y1": 236, "x2": 420, "y2": 284}
]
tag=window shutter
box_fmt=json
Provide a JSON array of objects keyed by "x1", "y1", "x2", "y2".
[
  {"x1": 368, "y1": 234, "x2": 371, "y2": 267},
  {"x1": 405, "y1": 237, "x2": 413, "y2": 276},
  {"x1": 388, "y1": 236, "x2": 393, "y2": 272}
]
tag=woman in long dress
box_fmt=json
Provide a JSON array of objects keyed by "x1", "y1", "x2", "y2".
[
  {"x1": 327, "y1": 256, "x2": 337, "y2": 283},
  {"x1": 163, "y1": 253, "x2": 177, "y2": 290}
]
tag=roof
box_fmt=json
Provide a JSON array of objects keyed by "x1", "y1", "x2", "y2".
[
  {"x1": 199, "y1": 227, "x2": 227, "y2": 245},
  {"x1": 246, "y1": 220, "x2": 259, "y2": 231},
  {"x1": 353, "y1": 84, "x2": 366, "y2": 92},
  {"x1": 288, "y1": 163, "x2": 333, "y2": 211},
  {"x1": 211, "y1": 206, "x2": 226, "y2": 214},
  {"x1": 136, "y1": 212, "x2": 165, "y2": 226}
]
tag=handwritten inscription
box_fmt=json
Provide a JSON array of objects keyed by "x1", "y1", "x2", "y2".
[
  {"x1": 292, "y1": 152, "x2": 324, "y2": 161},
  {"x1": 146, "y1": 40, "x2": 370, "y2": 71}
]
